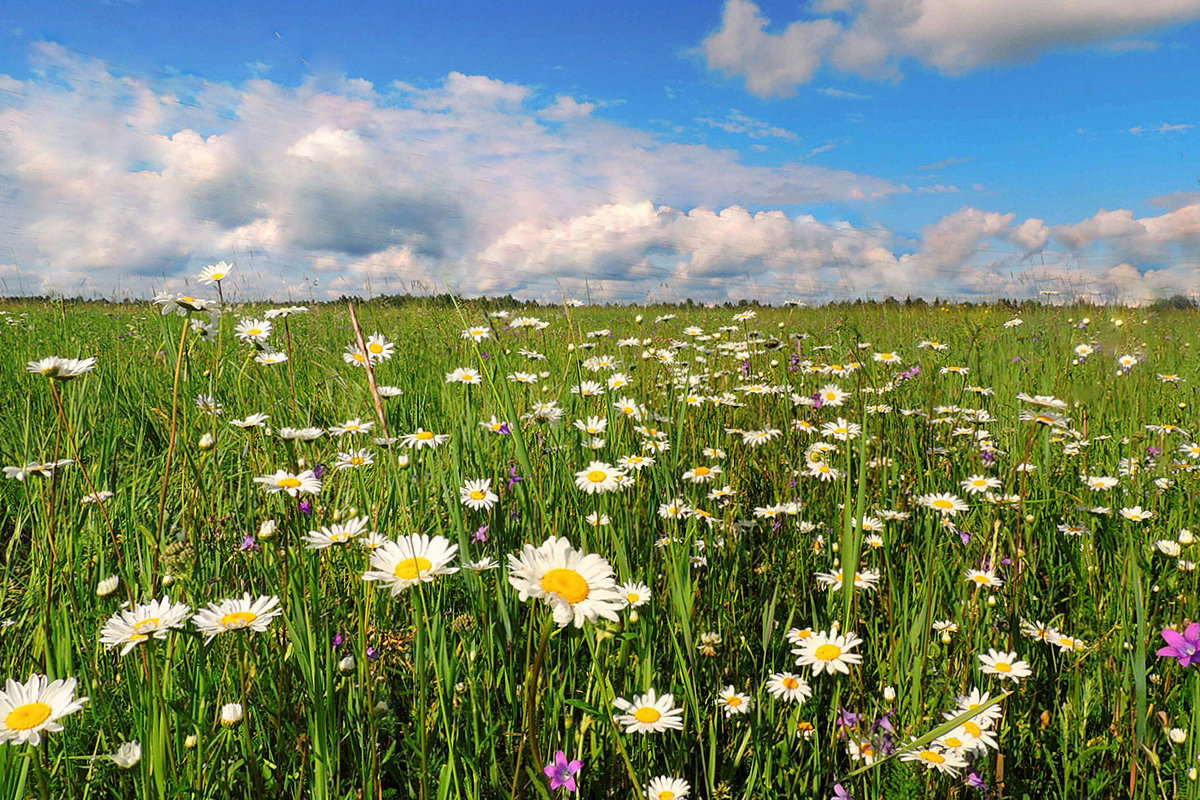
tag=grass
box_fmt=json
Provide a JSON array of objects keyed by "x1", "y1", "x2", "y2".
[{"x1": 0, "y1": 295, "x2": 1197, "y2": 799}]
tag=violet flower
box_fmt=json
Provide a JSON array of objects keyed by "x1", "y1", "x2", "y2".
[
  {"x1": 1158, "y1": 623, "x2": 1200, "y2": 667},
  {"x1": 543, "y1": 750, "x2": 583, "y2": 792},
  {"x1": 472, "y1": 525, "x2": 489, "y2": 543},
  {"x1": 507, "y1": 466, "x2": 524, "y2": 490},
  {"x1": 238, "y1": 534, "x2": 261, "y2": 553},
  {"x1": 299, "y1": 498, "x2": 313, "y2": 516}
]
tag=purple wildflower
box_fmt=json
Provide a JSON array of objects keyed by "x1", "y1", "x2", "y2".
[
  {"x1": 811, "y1": 392, "x2": 823, "y2": 409},
  {"x1": 967, "y1": 771, "x2": 989, "y2": 794},
  {"x1": 1158, "y1": 623, "x2": 1200, "y2": 667},
  {"x1": 332, "y1": 631, "x2": 347, "y2": 650},
  {"x1": 366, "y1": 646, "x2": 380, "y2": 662},
  {"x1": 507, "y1": 466, "x2": 524, "y2": 490},
  {"x1": 312, "y1": 463, "x2": 327, "y2": 480},
  {"x1": 472, "y1": 525, "x2": 489, "y2": 543},
  {"x1": 238, "y1": 534, "x2": 261, "y2": 553},
  {"x1": 832, "y1": 783, "x2": 853, "y2": 800},
  {"x1": 543, "y1": 750, "x2": 583, "y2": 792},
  {"x1": 299, "y1": 498, "x2": 313, "y2": 516},
  {"x1": 497, "y1": 422, "x2": 512, "y2": 436},
  {"x1": 980, "y1": 450, "x2": 997, "y2": 464}
]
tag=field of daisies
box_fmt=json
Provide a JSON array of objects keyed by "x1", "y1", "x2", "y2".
[{"x1": 1, "y1": 278, "x2": 1199, "y2": 799}]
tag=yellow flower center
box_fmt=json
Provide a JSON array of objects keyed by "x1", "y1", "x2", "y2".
[
  {"x1": 658, "y1": 792, "x2": 675, "y2": 800},
  {"x1": 417, "y1": 431, "x2": 434, "y2": 440},
  {"x1": 944, "y1": 736, "x2": 963, "y2": 748},
  {"x1": 932, "y1": 498, "x2": 953, "y2": 509},
  {"x1": 6, "y1": 702, "x2": 52, "y2": 731},
  {"x1": 133, "y1": 617, "x2": 160, "y2": 632},
  {"x1": 395, "y1": 557, "x2": 433, "y2": 581},
  {"x1": 278, "y1": 477, "x2": 302, "y2": 489},
  {"x1": 469, "y1": 490, "x2": 486, "y2": 500},
  {"x1": 993, "y1": 661, "x2": 1012, "y2": 673},
  {"x1": 353, "y1": 353, "x2": 366, "y2": 362},
  {"x1": 248, "y1": 328, "x2": 261, "y2": 336},
  {"x1": 181, "y1": 296, "x2": 197, "y2": 304},
  {"x1": 633, "y1": 707, "x2": 661, "y2": 724},
  {"x1": 693, "y1": 466, "x2": 710, "y2": 477},
  {"x1": 921, "y1": 750, "x2": 946, "y2": 764},
  {"x1": 369, "y1": 343, "x2": 384, "y2": 353},
  {"x1": 964, "y1": 721, "x2": 982, "y2": 737},
  {"x1": 220, "y1": 611, "x2": 258, "y2": 629},
  {"x1": 587, "y1": 470, "x2": 608, "y2": 483},
  {"x1": 351, "y1": 457, "x2": 364, "y2": 465},
  {"x1": 626, "y1": 593, "x2": 640, "y2": 604},
  {"x1": 727, "y1": 696, "x2": 742, "y2": 706},
  {"x1": 782, "y1": 677, "x2": 799, "y2": 689},
  {"x1": 973, "y1": 574, "x2": 990, "y2": 584},
  {"x1": 541, "y1": 568, "x2": 589, "y2": 604},
  {"x1": 814, "y1": 643, "x2": 842, "y2": 661}
]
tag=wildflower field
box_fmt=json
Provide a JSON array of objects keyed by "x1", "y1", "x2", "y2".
[{"x1": 1, "y1": 290, "x2": 1199, "y2": 800}]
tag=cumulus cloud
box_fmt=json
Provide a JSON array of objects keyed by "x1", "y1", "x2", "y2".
[
  {"x1": 701, "y1": 0, "x2": 1200, "y2": 97},
  {"x1": 1, "y1": 42, "x2": 1199, "y2": 304}
]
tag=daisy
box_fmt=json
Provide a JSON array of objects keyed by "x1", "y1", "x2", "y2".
[
  {"x1": 364, "y1": 334, "x2": 394, "y2": 363},
  {"x1": 335, "y1": 449, "x2": 375, "y2": 470},
  {"x1": 461, "y1": 326, "x2": 491, "y2": 342},
  {"x1": 807, "y1": 461, "x2": 840, "y2": 482},
  {"x1": 26, "y1": 357, "x2": 97, "y2": 380},
  {"x1": 645, "y1": 777, "x2": 690, "y2": 800},
  {"x1": 573, "y1": 416, "x2": 608, "y2": 436},
  {"x1": 110, "y1": 740, "x2": 142, "y2": 769},
  {"x1": 978, "y1": 649, "x2": 1031, "y2": 682},
  {"x1": 951, "y1": 688, "x2": 1004, "y2": 728},
  {"x1": 1120, "y1": 506, "x2": 1154, "y2": 522},
  {"x1": 192, "y1": 594, "x2": 282, "y2": 644},
  {"x1": 196, "y1": 262, "x2": 231, "y2": 284},
  {"x1": 613, "y1": 688, "x2": 684, "y2": 734},
  {"x1": 821, "y1": 418, "x2": 861, "y2": 441},
  {"x1": 766, "y1": 672, "x2": 812, "y2": 703},
  {"x1": 900, "y1": 744, "x2": 967, "y2": 776},
  {"x1": 234, "y1": 318, "x2": 272, "y2": 344},
  {"x1": 1083, "y1": 475, "x2": 1118, "y2": 491},
  {"x1": 459, "y1": 478, "x2": 499, "y2": 511},
  {"x1": 741, "y1": 428, "x2": 782, "y2": 447},
  {"x1": 99, "y1": 597, "x2": 192, "y2": 655},
  {"x1": 960, "y1": 475, "x2": 1001, "y2": 495},
  {"x1": 330, "y1": 418, "x2": 373, "y2": 437},
  {"x1": 400, "y1": 429, "x2": 450, "y2": 450},
  {"x1": 343, "y1": 346, "x2": 370, "y2": 367},
  {"x1": 681, "y1": 464, "x2": 721, "y2": 483},
  {"x1": 793, "y1": 630, "x2": 864, "y2": 675},
  {"x1": 507, "y1": 536, "x2": 624, "y2": 628},
  {"x1": 446, "y1": 367, "x2": 482, "y2": 385},
  {"x1": 586, "y1": 512, "x2": 611, "y2": 526},
  {"x1": 303, "y1": 517, "x2": 370, "y2": 549},
  {"x1": 0, "y1": 674, "x2": 88, "y2": 745},
  {"x1": 363, "y1": 535, "x2": 460, "y2": 595},
  {"x1": 277, "y1": 426, "x2": 323, "y2": 441},
  {"x1": 154, "y1": 292, "x2": 212, "y2": 316},
  {"x1": 965, "y1": 569, "x2": 1004, "y2": 589},
  {"x1": 617, "y1": 581, "x2": 651, "y2": 608},
  {"x1": 817, "y1": 384, "x2": 847, "y2": 406},
  {"x1": 255, "y1": 351, "x2": 288, "y2": 365},
  {"x1": 618, "y1": 454, "x2": 655, "y2": 471},
  {"x1": 573, "y1": 461, "x2": 625, "y2": 494},
  {"x1": 716, "y1": 686, "x2": 752, "y2": 717},
  {"x1": 254, "y1": 469, "x2": 321, "y2": 497},
  {"x1": 918, "y1": 492, "x2": 969, "y2": 516}
]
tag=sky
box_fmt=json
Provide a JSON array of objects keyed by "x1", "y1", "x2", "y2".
[{"x1": 1, "y1": 0, "x2": 1199, "y2": 304}]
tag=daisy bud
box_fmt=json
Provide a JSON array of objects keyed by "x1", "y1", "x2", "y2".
[
  {"x1": 185, "y1": 734, "x2": 198, "y2": 749},
  {"x1": 1181, "y1": 529, "x2": 1195, "y2": 546},
  {"x1": 220, "y1": 703, "x2": 243, "y2": 726},
  {"x1": 883, "y1": 686, "x2": 896, "y2": 701},
  {"x1": 941, "y1": 632, "x2": 952, "y2": 644},
  {"x1": 1170, "y1": 728, "x2": 1188, "y2": 744},
  {"x1": 1024, "y1": 514, "x2": 1035, "y2": 524},
  {"x1": 199, "y1": 432, "x2": 215, "y2": 450},
  {"x1": 630, "y1": 610, "x2": 640, "y2": 624},
  {"x1": 372, "y1": 700, "x2": 389, "y2": 719},
  {"x1": 1189, "y1": 767, "x2": 1197, "y2": 781},
  {"x1": 986, "y1": 595, "x2": 997, "y2": 606},
  {"x1": 258, "y1": 519, "x2": 277, "y2": 539},
  {"x1": 338, "y1": 655, "x2": 356, "y2": 674},
  {"x1": 96, "y1": 575, "x2": 120, "y2": 597}
]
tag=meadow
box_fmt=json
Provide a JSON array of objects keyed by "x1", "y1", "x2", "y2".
[{"x1": 0, "y1": 287, "x2": 1198, "y2": 800}]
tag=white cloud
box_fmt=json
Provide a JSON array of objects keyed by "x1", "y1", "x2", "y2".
[
  {"x1": 696, "y1": 110, "x2": 799, "y2": 140},
  {"x1": 1128, "y1": 122, "x2": 1194, "y2": 134},
  {"x1": 702, "y1": 0, "x2": 1200, "y2": 97}
]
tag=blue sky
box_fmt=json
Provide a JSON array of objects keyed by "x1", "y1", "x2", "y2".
[{"x1": 1, "y1": 0, "x2": 1199, "y2": 302}]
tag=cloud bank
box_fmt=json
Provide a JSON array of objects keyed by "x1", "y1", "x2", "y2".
[{"x1": 0, "y1": 42, "x2": 1197, "y2": 304}]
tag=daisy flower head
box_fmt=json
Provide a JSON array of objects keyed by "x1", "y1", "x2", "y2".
[
  {"x1": 507, "y1": 536, "x2": 623, "y2": 628},
  {"x1": 26, "y1": 356, "x2": 97, "y2": 381},
  {"x1": 965, "y1": 569, "x2": 1003, "y2": 589},
  {"x1": 234, "y1": 318, "x2": 272, "y2": 344},
  {"x1": 960, "y1": 475, "x2": 1001, "y2": 495},
  {"x1": 817, "y1": 384, "x2": 847, "y2": 406},
  {"x1": 255, "y1": 351, "x2": 288, "y2": 365},
  {"x1": 400, "y1": 429, "x2": 450, "y2": 450},
  {"x1": 978, "y1": 648, "x2": 1031, "y2": 682},
  {"x1": 613, "y1": 688, "x2": 684, "y2": 734},
  {"x1": 918, "y1": 492, "x2": 968, "y2": 516},
  {"x1": 681, "y1": 464, "x2": 721, "y2": 483},
  {"x1": 303, "y1": 517, "x2": 370, "y2": 549},
  {"x1": 1120, "y1": 506, "x2": 1154, "y2": 522},
  {"x1": 461, "y1": 325, "x2": 491, "y2": 342},
  {"x1": 364, "y1": 334, "x2": 394, "y2": 363},
  {"x1": 459, "y1": 478, "x2": 499, "y2": 511},
  {"x1": 99, "y1": 597, "x2": 192, "y2": 656},
  {"x1": 900, "y1": 744, "x2": 967, "y2": 776},
  {"x1": 446, "y1": 367, "x2": 482, "y2": 385},
  {"x1": 766, "y1": 672, "x2": 812, "y2": 703},
  {"x1": 716, "y1": 685, "x2": 752, "y2": 717},
  {"x1": 253, "y1": 469, "x2": 322, "y2": 497},
  {"x1": 952, "y1": 688, "x2": 1004, "y2": 728},
  {"x1": 154, "y1": 292, "x2": 212, "y2": 316},
  {"x1": 0, "y1": 674, "x2": 88, "y2": 745},
  {"x1": 192, "y1": 594, "x2": 282, "y2": 644},
  {"x1": 617, "y1": 581, "x2": 651, "y2": 608},
  {"x1": 573, "y1": 461, "x2": 626, "y2": 494},
  {"x1": 793, "y1": 630, "x2": 864, "y2": 675},
  {"x1": 197, "y1": 261, "x2": 232, "y2": 284},
  {"x1": 335, "y1": 449, "x2": 375, "y2": 470},
  {"x1": 330, "y1": 418, "x2": 374, "y2": 436},
  {"x1": 362, "y1": 535, "x2": 460, "y2": 595},
  {"x1": 645, "y1": 776, "x2": 690, "y2": 800}
]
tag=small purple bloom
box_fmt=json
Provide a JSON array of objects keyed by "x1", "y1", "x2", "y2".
[
  {"x1": 832, "y1": 783, "x2": 853, "y2": 800},
  {"x1": 811, "y1": 392, "x2": 823, "y2": 409},
  {"x1": 543, "y1": 749, "x2": 583, "y2": 792},
  {"x1": 507, "y1": 466, "x2": 524, "y2": 490},
  {"x1": 980, "y1": 450, "x2": 996, "y2": 464},
  {"x1": 299, "y1": 498, "x2": 313, "y2": 516},
  {"x1": 332, "y1": 631, "x2": 347, "y2": 649},
  {"x1": 480, "y1": 352, "x2": 491, "y2": 360},
  {"x1": 239, "y1": 534, "x2": 261, "y2": 553},
  {"x1": 312, "y1": 463, "x2": 327, "y2": 480},
  {"x1": 967, "y1": 770, "x2": 989, "y2": 794},
  {"x1": 497, "y1": 422, "x2": 512, "y2": 436},
  {"x1": 472, "y1": 525, "x2": 489, "y2": 543},
  {"x1": 366, "y1": 646, "x2": 380, "y2": 661},
  {"x1": 1158, "y1": 623, "x2": 1200, "y2": 667},
  {"x1": 1147, "y1": 446, "x2": 1162, "y2": 457},
  {"x1": 836, "y1": 707, "x2": 860, "y2": 728}
]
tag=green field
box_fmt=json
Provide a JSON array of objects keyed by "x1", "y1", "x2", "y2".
[{"x1": 0, "y1": 295, "x2": 1197, "y2": 799}]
